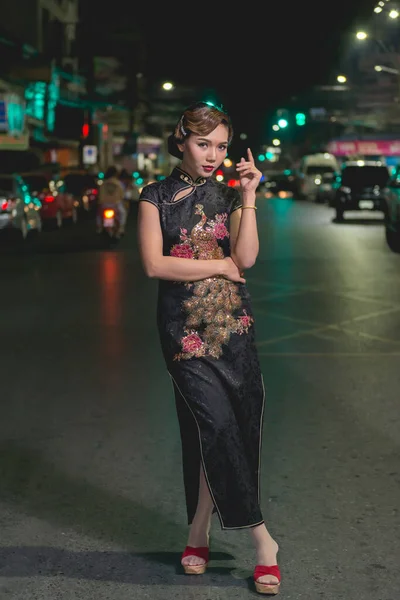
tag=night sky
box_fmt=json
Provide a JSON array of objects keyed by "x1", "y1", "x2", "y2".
[{"x1": 81, "y1": 0, "x2": 376, "y2": 149}]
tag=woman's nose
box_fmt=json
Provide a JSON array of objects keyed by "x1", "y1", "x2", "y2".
[{"x1": 207, "y1": 148, "x2": 217, "y2": 161}]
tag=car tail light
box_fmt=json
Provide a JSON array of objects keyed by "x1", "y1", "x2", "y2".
[
  {"x1": 1, "y1": 200, "x2": 8, "y2": 210},
  {"x1": 44, "y1": 195, "x2": 55, "y2": 203},
  {"x1": 88, "y1": 188, "x2": 98, "y2": 195},
  {"x1": 103, "y1": 209, "x2": 115, "y2": 219}
]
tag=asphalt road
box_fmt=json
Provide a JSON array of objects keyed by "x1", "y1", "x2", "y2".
[{"x1": 1, "y1": 198, "x2": 399, "y2": 600}]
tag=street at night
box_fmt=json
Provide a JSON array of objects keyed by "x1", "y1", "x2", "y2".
[{"x1": 1, "y1": 198, "x2": 399, "y2": 599}]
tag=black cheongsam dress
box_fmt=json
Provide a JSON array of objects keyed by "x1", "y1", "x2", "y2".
[{"x1": 139, "y1": 167, "x2": 265, "y2": 530}]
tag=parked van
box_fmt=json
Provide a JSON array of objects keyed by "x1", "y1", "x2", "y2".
[{"x1": 297, "y1": 153, "x2": 339, "y2": 200}]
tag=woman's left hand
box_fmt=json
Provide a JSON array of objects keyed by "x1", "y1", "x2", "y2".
[{"x1": 236, "y1": 148, "x2": 262, "y2": 193}]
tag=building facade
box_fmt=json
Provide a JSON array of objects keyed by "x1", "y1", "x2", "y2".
[{"x1": 0, "y1": 0, "x2": 87, "y2": 170}]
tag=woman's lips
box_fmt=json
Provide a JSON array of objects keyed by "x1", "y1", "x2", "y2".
[{"x1": 202, "y1": 166, "x2": 214, "y2": 172}]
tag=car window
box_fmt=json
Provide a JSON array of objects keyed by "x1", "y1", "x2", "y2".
[
  {"x1": 305, "y1": 165, "x2": 335, "y2": 175},
  {"x1": 341, "y1": 166, "x2": 389, "y2": 187}
]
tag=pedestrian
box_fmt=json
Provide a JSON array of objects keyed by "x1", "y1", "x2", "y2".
[{"x1": 137, "y1": 101, "x2": 280, "y2": 595}]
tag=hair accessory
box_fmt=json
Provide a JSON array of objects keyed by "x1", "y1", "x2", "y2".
[{"x1": 179, "y1": 116, "x2": 187, "y2": 137}]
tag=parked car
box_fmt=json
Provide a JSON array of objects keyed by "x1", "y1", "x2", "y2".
[
  {"x1": 0, "y1": 173, "x2": 42, "y2": 239},
  {"x1": 261, "y1": 170, "x2": 297, "y2": 198},
  {"x1": 329, "y1": 160, "x2": 390, "y2": 221},
  {"x1": 296, "y1": 152, "x2": 339, "y2": 200},
  {"x1": 382, "y1": 165, "x2": 400, "y2": 252},
  {"x1": 22, "y1": 172, "x2": 79, "y2": 228},
  {"x1": 62, "y1": 170, "x2": 100, "y2": 213}
]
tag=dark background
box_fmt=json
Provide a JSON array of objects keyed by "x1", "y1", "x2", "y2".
[{"x1": 80, "y1": 1, "x2": 376, "y2": 150}]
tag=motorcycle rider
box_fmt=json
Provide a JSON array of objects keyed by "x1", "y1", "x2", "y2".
[{"x1": 97, "y1": 165, "x2": 127, "y2": 236}]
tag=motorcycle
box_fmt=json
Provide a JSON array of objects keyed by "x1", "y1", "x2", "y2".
[{"x1": 98, "y1": 206, "x2": 121, "y2": 246}]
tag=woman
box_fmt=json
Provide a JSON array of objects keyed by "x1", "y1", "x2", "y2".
[{"x1": 137, "y1": 101, "x2": 280, "y2": 595}]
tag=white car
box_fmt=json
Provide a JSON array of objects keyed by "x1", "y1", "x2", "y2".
[
  {"x1": 0, "y1": 173, "x2": 42, "y2": 239},
  {"x1": 297, "y1": 153, "x2": 339, "y2": 200}
]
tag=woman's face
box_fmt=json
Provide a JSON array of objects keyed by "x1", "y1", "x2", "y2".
[{"x1": 178, "y1": 124, "x2": 229, "y2": 180}]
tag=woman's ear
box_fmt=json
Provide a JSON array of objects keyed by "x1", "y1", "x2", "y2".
[{"x1": 177, "y1": 140, "x2": 185, "y2": 154}]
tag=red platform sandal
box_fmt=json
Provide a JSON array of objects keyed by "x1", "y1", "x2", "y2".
[
  {"x1": 253, "y1": 564, "x2": 281, "y2": 595},
  {"x1": 181, "y1": 545, "x2": 209, "y2": 575}
]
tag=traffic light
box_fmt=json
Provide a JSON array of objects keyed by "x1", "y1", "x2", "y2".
[
  {"x1": 295, "y1": 112, "x2": 306, "y2": 126},
  {"x1": 277, "y1": 118, "x2": 288, "y2": 128}
]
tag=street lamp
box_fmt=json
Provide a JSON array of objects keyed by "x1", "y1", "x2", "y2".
[
  {"x1": 356, "y1": 30, "x2": 368, "y2": 39},
  {"x1": 162, "y1": 81, "x2": 174, "y2": 91}
]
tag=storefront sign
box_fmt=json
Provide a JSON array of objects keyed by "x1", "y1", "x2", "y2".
[{"x1": 327, "y1": 139, "x2": 400, "y2": 156}]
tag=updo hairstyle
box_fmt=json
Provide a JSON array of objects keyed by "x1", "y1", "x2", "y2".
[{"x1": 168, "y1": 101, "x2": 233, "y2": 159}]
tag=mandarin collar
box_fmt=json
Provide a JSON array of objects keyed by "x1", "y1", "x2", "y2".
[{"x1": 171, "y1": 166, "x2": 207, "y2": 187}]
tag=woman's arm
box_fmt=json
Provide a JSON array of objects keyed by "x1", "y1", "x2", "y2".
[
  {"x1": 230, "y1": 149, "x2": 262, "y2": 271},
  {"x1": 230, "y1": 190, "x2": 259, "y2": 270},
  {"x1": 138, "y1": 202, "x2": 245, "y2": 282}
]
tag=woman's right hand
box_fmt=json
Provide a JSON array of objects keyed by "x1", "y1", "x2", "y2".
[{"x1": 221, "y1": 257, "x2": 246, "y2": 283}]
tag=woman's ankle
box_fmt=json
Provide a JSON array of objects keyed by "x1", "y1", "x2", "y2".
[
  {"x1": 187, "y1": 524, "x2": 210, "y2": 547},
  {"x1": 254, "y1": 537, "x2": 279, "y2": 566}
]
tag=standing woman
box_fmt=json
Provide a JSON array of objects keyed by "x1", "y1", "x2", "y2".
[{"x1": 137, "y1": 101, "x2": 281, "y2": 595}]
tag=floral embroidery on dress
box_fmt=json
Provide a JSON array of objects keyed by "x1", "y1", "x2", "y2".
[
  {"x1": 170, "y1": 208, "x2": 229, "y2": 260},
  {"x1": 170, "y1": 229, "x2": 195, "y2": 259},
  {"x1": 205, "y1": 213, "x2": 229, "y2": 240},
  {"x1": 172, "y1": 204, "x2": 254, "y2": 361}
]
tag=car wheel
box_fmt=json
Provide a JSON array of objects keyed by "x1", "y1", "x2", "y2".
[
  {"x1": 335, "y1": 207, "x2": 344, "y2": 222},
  {"x1": 385, "y1": 225, "x2": 400, "y2": 253}
]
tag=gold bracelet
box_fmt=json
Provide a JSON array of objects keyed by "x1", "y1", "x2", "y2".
[{"x1": 242, "y1": 205, "x2": 257, "y2": 210}]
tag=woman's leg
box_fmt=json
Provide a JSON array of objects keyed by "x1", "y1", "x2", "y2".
[
  {"x1": 181, "y1": 463, "x2": 214, "y2": 567},
  {"x1": 249, "y1": 523, "x2": 280, "y2": 584}
]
